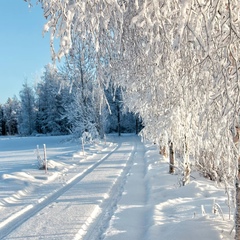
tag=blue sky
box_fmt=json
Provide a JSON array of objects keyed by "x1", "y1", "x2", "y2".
[{"x1": 0, "y1": 1, "x2": 53, "y2": 104}]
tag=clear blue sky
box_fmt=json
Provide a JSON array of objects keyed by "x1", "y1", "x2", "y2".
[{"x1": 0, "y1": 1, "x2": 53, "y2": 104}]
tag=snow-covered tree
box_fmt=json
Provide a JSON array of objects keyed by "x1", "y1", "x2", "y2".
[
  {"x1": 36, "y1": 64, "x2": 68, "y2": 135},
  {"x1": 0, "y1": 104, "x2": 4, "y2": 135},
  {"x1": 59, "y1": 40, "x2": 104, "y2": 139},
  {"x1": 3, "y1": 97, "x2": 20, "y2": 135},
  {"x1": 104, "y1": 85, "x2": 136, "y2": 135},
  {"x1": 29, "y1": 0, "x2": 240, "y2": 176},
  {"x1": 28, "y1": 0, "x2": 240, "y2": 236},
  {"x1": 18, "y1": 82, "x2": 36, "y2": 136}
]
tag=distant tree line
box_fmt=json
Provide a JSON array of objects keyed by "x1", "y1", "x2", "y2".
[{"x1": 0, "y1": 63, "x2": 138, "y2": 137}]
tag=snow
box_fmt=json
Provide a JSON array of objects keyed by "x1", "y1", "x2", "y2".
[{"x1": 0, "y1": 134, "x2": 234, "y2": 239}]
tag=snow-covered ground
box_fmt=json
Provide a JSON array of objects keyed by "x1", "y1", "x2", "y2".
[{"x1": 0, "y1": 134, "x2": 235, "y2": 239}]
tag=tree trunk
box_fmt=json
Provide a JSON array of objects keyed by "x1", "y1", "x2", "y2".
[
  {"x1": 160, "y1": 145, "x2": 167, "y2": 157},
  {"x1": 234, "y1": 127, "x2": 240, "y2": 240},
  {"x1": 183, "y1": 136, "x2": 190, "y2": 186},
  {"x1": 183, "y1": 163, "x2": 190, "y2": 186},
  {"x1": 235, "y1": 177, "x2": 240, "y2": 240},
  {"x1": 169, "y1": 141, "x2": 174, "y2": 174}
]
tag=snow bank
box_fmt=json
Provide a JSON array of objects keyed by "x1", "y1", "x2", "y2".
[{"x1": 145, "y1": 143, "x2": 234, "y2": 240}]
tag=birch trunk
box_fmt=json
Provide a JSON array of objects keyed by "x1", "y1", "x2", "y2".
[
  {"x1": 236, "y1": 179, "x2": 240, "y2": 240},
  {"x1": 234, "y1": 127, "x2": 240, "y2": 240},
  {"x1": 169, "y1": 141, "x2": 174, "y2": 174},
  {"x1": 183, "y1": 137, "x2": 190, "y2": 186}
]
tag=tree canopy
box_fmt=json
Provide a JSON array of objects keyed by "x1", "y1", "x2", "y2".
[{"x1": 31, "y1": 0, "x2": 240, "y2": 158}]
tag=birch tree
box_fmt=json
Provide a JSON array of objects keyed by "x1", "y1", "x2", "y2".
[
  {"x1": 59, "y1": 39, "x2": 105, "y2": 138},
  {"x1": 28, "y1": 0, "x2": 240, "y2": 180}
]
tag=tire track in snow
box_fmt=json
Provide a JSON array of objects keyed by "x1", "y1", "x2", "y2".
[
  {"x1": 74, "y1": 138, "x2": 138, "y2": 240},
  {"x1": 100, "y1": 138, "x2": 149, "y2": 240},
  {"x1": 0, "y1": 142, "x2": 121, "y2": 239}
]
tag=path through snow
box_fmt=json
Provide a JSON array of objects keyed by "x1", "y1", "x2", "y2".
[
  {"x1": 1, "y1": 135, "x2": 140, "y2": 239},
  {"x1": 0, "y1": 134, "x2": 235, "y2": 239},
  {"x1": 103, "y1": 137, "x2": 150, "y2": 239}
]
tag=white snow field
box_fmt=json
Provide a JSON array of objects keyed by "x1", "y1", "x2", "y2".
[{"x1": 0, "y1": 134, "x2": 235, "y2": 239}]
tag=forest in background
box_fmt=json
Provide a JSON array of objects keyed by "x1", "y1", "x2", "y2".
[{"x1": 0, "y1": 62, "x2": 139, "y2": 138}]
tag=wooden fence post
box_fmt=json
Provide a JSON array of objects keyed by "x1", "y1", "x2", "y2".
[{"x1": 43, "y1": 144, "x2": 47, "y2": 174}]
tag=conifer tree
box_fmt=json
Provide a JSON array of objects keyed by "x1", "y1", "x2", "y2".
[{"x1": 18, "y1": 82, "x2": 36, "y2": 136}]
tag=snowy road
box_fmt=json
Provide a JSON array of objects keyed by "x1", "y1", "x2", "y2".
[
  {"x1": 103, "y1": 137, "x2": 150, "y2": 240},
  {"x1": 0, "y1": 134, "x2": 231, "y2": 240},
  {"x1": 0, "y1": 135, "x2": 145, "y2": 240}
]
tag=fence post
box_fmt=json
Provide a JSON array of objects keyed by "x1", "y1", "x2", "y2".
[
  {"x1": 36, "y1": 145, "x2": 40, "y2": 159},
  {"x1": 43, "y1": 144, "x2": 47, "y2": 173}
]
